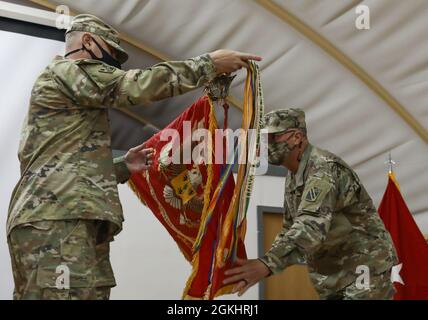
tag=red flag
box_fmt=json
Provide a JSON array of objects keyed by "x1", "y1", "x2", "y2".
[
  {"x1": 128, "y1": 63, "x2": 263, "y2": 299},
  {"x1": 378, "y1": 174, "x2": 428, "y2": 299},
  {"x1": 128, "y1": 96, "x2": 246, "y2": 299}
]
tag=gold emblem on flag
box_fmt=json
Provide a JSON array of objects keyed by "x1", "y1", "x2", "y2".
[{"x1": 171, "y1": 170, "x2": 197, "y2": 205}]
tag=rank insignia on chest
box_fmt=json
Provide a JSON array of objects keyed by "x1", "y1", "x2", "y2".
[{"x1": 306, "y1": 186, "x2": 321, "y2": 202}]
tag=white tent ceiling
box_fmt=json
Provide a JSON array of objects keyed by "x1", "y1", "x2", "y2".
[{"x1": 3, "y1": 0, "x2": 428, "y2": 231}]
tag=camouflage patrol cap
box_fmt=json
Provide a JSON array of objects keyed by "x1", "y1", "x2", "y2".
[
  {"x1": 66, "y1": 14, "x2": 128, "y2": 64},
  {"x1": 264, "y1": 108, "x2": 306, "y2": 134}
]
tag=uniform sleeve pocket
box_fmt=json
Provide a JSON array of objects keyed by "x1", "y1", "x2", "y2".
[
  {"x1": 36, "y1": 256, "x2": 71, "y2": 300},
  {"x1": 36, "y1": 221, "x2": 95, "y2": 290},
  {"x1": 36, "y1": 249, "x2": 62, "y2": 289}
]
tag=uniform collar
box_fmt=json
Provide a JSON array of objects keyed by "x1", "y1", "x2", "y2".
[{"x1": 291, "y1": 143, "x2": 313, "y2": 187}]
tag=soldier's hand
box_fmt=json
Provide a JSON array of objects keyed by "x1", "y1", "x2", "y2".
[
  {"x1": 223, "y1": 258, "x2": 270, "y2": 297},
  {"x1": 209, "y1": 49, "x2": 262, "y2": 74},
  {"x1": 124, "y1": 144, "x2": 155, "y2": 173}
]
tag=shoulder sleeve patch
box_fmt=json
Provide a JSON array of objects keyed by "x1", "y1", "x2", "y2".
[
  {"x1": 299, "y1": 178, "x2": 336, "y2": 213},
  {"x1": 98, "y1": 65, "x2": 117, "y2": 74},
  {"x1": 79, "y1": 63, "x2": 124, "y2": 91},
  {"x1": 305, "y1": 186, "x2": 322, "y2": 202}
]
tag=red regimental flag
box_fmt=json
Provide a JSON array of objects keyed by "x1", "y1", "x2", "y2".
[{"x1": 128, "y1": 96, "x2": 246, "y2": 299}]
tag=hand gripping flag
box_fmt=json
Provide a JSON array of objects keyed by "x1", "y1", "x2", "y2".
[
  {"x1": 378, "y1": 173, "x2": 428, "y2": 299},
  {"x1": 128, "y1": 63, "x2": 264, "y2": 299}
]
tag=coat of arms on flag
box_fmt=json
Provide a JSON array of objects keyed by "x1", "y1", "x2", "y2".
[{"x1": 128, "y1": 62, "x2": 264, "y2": 299}]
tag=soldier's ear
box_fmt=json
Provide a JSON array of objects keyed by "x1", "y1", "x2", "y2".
[
  {"x1": 81, "y1": 33, "x2": 92, "y2": 49},
  {"x1": 294, "y1": 130, "x2": 303, "y2": 143}
]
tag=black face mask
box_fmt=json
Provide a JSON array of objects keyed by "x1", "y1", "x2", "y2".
[{"x1": 65, "y1": 37, "x2": 121, "y2": 69}]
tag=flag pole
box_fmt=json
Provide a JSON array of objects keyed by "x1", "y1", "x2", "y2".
[
  {"x1": 385, "y1": 152, "x2": 396, "y2": 174},
  {"x1": 385, "y1": 152, "x2": 400, "y2": 189}
]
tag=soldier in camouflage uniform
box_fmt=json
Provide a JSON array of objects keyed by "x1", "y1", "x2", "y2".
[
  {"x1": 224, "y1": 108, "x2": 398, "y2": 300},
  {"x1": 7, "y1": 14, "x2": 261, "y2": 300}
]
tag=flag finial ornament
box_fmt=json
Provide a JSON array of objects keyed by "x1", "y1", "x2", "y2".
[{"x1": 385, "y1": 152, "x2": 397, "y2": 174}]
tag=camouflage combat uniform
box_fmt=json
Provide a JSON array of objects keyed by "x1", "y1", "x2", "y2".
[
  {"x1": 7, "y1": 14, "x2": 217, "y2": 300},
  {"x1": 260, "y1": 109, "x2": 398, "y2": 300}
]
